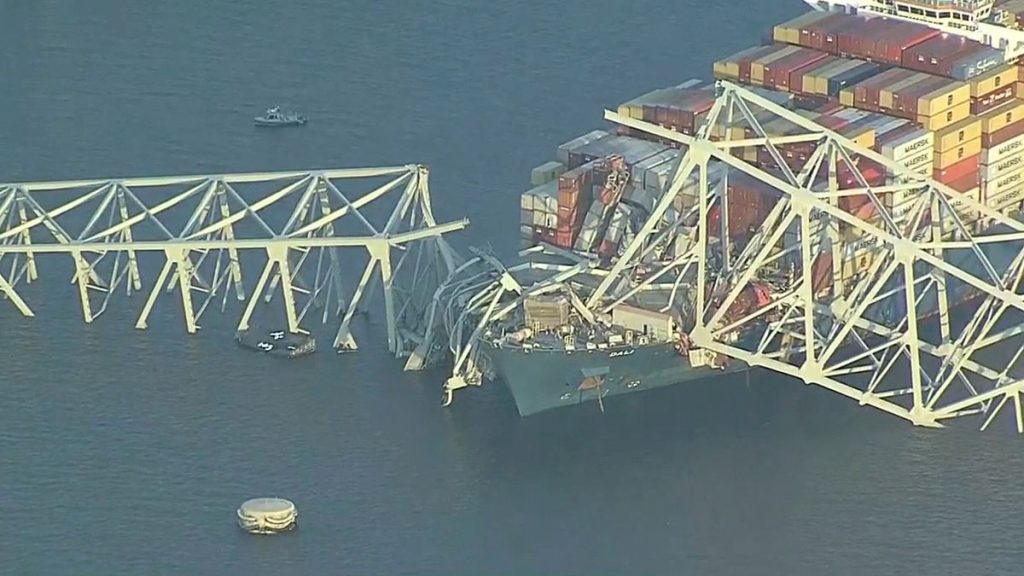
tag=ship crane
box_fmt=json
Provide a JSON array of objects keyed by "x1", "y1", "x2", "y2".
[{"x1": 424, "y1": 80, "x2": 1024, "y2": 433}]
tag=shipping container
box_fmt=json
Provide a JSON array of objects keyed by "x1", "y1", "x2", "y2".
[
  {"x1": 881, "y1": 71, "x2": 933, "y2": 110},
  {"x1": 981, "y1": 128, "x2": 1024, "y2": 164},
  {"x1": 879, "y1": 124, "x2": 934, "y2": 159},
  {"x1": 843, "y1": 67, "x2": 915, "y2": 109},
  {"x1": 980, "y1": 150, "x2": 1024, "y2": 182},
  {"x1": 986, "y1": 182, "x2": 1024, "y2": 213},
  {"x1": 751, "y1": 45, "x2": 803, "y2": 84},
  {"x1": 826, "y1": 60, "x2": 883, "y2": 98},
  {"x1": 567, "y1": 135, "x2": 669, "y2": 170},
  {"x1": 983, "y1": 164, "x2": 1024, "y2": 200},
  {"x1": 933, "y1": 153, "x2": 980, "y2": 184},
  {"x1": 836, "y1": 17, "x2": 938, "y2": 65},
  {"x1": 919, "y1": 100, "x2": 972, "y2": 132},
  {"x1": 982, "y1": 117, "x2": 1024, "y2": 148},
  {"x1": 970, "y1": 63, "x2": 1018, "y2": 98},
  {"x1": 933, "y1": 117, "x2": 982, "y2": 153},
  {"x1": 801, "y1": 13, "x2": 857, "y2": 54},
  {"x1": 774, "y1": 11, "x2": 834, "y2": 46},
  {"x1": 978, "y1": 99, "x2": 1024, "y2": 134},
  {"x1": 971, "y1": 83, "x2": 1016, "y2": 115},
  {"x1": 934, "y1": 137, "x2": 983, "y2": 169},
  {"x1": 558, "y1": 130, "x2": 611, "y2": 167},
  {"x1": 530, "y1": 161, "x2": 565, "y2": 187},
  {"x1": 951, "y1": 47, "x2": 1005, "y2": 82},
  {"x1": 795, "y1": 56, "x2": 846, "y2": 95},
  {"x1": 767, "y1": 48, "x2": 831, "y2": 91},
  {"x1": 900, "y1": 149, "x2": 934, "y2": 175},
  {"x1": 714, "y1": 44, "x2": 781, "y2": 82},
  {"x1": 901, "y1": 34, "x2": 1003, "y2": 80}
]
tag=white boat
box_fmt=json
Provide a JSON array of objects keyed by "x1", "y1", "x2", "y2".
[
  {"x1": 254, "y1": 106, "x2": 307, "y2": 127},
  {"x1": 803, "y1": 0, "x2": 1024, "y2": 58}
]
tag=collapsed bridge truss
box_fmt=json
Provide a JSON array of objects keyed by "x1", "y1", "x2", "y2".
[
  {"x1": 431, "y1": 80, "x2": 1024, "y2": 433},
  {"x1": 0, "y1": 165, "x2": 465, "y2": 359}
]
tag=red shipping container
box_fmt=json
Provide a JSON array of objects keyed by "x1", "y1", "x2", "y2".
[
  {"x1": 971, "y1": 84, "x2": 1016, "y2": 115},
  {"x1": 554, "y1": 230, "x2": 575, "y2": 248},
  {"x1": 933, "y1": 153, "x2": 980, "y2": 183},
  {"x1": 944, "y1": 171, "x2": 979, "y2": 193},
  {"x1": 805, "y1": 13, "x2": 856, "y2": 54},
  {"x1": 767, "y1": 49, "x2": 829, "y2": 91},
  {"x1": 811, "y1": 252, "x2": 833, "y2": 295},
  {"x1": 901, "y1": 34, "x2": 986, "y2": 78},
  {"x1": 982, "y1": 118, "x2": 1024, "y2": 148}
]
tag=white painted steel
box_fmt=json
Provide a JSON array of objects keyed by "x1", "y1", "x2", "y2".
[
  {"x1": 0, "y1": 166, "x2": 466, "y2": 362},
  {"x1": 429, "y1": 79, "x2": 1024, "y2": 433}
]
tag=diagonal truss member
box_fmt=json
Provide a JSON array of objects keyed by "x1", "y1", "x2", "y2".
[
  {"x1": 594, "y1": 80, "x2": 1024, "y2": 432},
  {"x1": 0, "y1": 165, "x2": 465, "y2": 361}
]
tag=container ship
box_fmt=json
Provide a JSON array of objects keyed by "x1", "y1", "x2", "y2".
[{"x1": 447, "y1": 4, "x2": 1024, "y2": 417}]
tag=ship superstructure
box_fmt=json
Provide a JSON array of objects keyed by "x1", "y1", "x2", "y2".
[{"x1": 803, "y1": 0, "x2": 1024, "y2": 58}]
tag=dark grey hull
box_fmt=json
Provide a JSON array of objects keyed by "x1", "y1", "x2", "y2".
[{"x1": 481, "y1": 341, "x2": 746, "y2": 416}]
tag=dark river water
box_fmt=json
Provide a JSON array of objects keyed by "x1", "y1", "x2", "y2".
[{"x1": 1, "y1": 1, "x2": 1022, "y2": 574}]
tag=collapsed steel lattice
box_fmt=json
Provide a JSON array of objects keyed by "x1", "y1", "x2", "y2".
[
  {"x1": 0, "y1": 165, "x2": 466, "y2": 361},
  {"x1": 433, "y1": 81, "x2": 1024, "y2": 432}
]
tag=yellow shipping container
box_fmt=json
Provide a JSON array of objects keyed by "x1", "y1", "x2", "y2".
[
  {"x1": 970, "y1": 63, "x2": 1018, "y2": 98},
  {"x1": 917, "y1": 80, "x2": 971, "y2": 117},
  {"x1": 934, "y1": 136, "x2": 982, "y2": 169},
  {"x1": 812, "y1": 60, "x2": 859, "y2": 96},
  {"x1": 713, "y1": 60, "x2": 739, "y2": 80},
  {"x1": 839, "y1": 90, "x2": 855, "y2": 107},
  {"x1": 933, "y1": 117, "x2": 983, "y2": 152},
  {"x1": 980, "y1": 99, "x2": 1024, "y2": 134},
  {"x1": 750, "y1": 46, "x2": 800, "y2": 84},
  {"x1": 918, "y1": 100, "x2": 971, "y2": 132},
  {"x1": 844, "y1": 126, "x2": 876, "y2": 149}
]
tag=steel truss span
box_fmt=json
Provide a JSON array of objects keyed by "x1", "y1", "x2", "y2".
[
  {"x1": 434, "y1": 80, "x2": 1024, "y2": 432},
  {"x1": 0, "y1": 165, "x2": 466, "y2": 361}
]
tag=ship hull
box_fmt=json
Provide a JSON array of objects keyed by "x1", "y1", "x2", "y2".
[{"x1": 481, "y1": 341, "x2": 746, "y2": 416}]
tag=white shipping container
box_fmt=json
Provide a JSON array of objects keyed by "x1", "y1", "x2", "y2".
[
  {"x1": 520, "y1": 193, "x2": 534, "y2": 210},
  {"x1": 531, "y1": 161, "x2": 566, "y2": 187},
  {"x1": 980, "y1": 150, "x2": 1024, "y2": 182},
  {"x1": 544, "y1": 213, "x2": 557, "y2": 229},
  {"x1": 521, "y1": 209, "x2": 532, "y2": 226},
  {"x1": 986, "y1": 184, "x2": 1024, "y2": 212},
  {"x1": 557, "y1": 130, "x2": 611, "y2": 165},
  {"x1": 941, "y1": 187, "x2": 982, "y2": 229},
  {"x1": 983, "y1": 164, "x2": 1024, "y2": 200},
  {"x1": 889, "y1": 177, "x2": 930, "y2": 207},
  {"x1": 981, "y1": 132, "x2": 1024, "y2": 165},
  {"x1": 899, "y1": 149, "x2": 933, "y2": 174},
  {"x1": 881, "y1": 129, "x2": 933, "y2": 162},
  {"x1": 532, "y1": 210, "x2": 546, "y2": 227}
]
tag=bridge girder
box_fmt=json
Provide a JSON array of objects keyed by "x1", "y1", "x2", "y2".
[
  {"x1": 435, "y1": 81, "x2": 1024, "y2": 432},
  {"x1": 0, "y1": 165, "x2": 466, "y2": 360}
]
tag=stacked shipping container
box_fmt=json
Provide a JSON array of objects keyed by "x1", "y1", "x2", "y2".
[{"x1": 518, "y1": 9, "x2": 1024, "y2": 287}]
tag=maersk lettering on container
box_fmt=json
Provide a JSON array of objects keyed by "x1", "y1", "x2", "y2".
[
  {"x1": 880, "y1": 129, "x2": 933, "y2": 162},
  {"x1": 985, "y1": 166, "x2": 1024, "y2": 198},
  {"x1": 980, "y1": 132, "x2": 1024, "y2": 165},
  {"x1": 981, "y1": 153, "x2": 1024, "y2": 182},
  {"x1": 988, "y1": 185, "x2": 1024, "y2": 212}
]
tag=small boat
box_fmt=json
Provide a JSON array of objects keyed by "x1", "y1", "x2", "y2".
[
  {"x1": 254, "y1": 106, "x2": 307, "y2": 127},
  {"x1": 235, "y1": 329, "x2": 317, "y2": 358}
]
